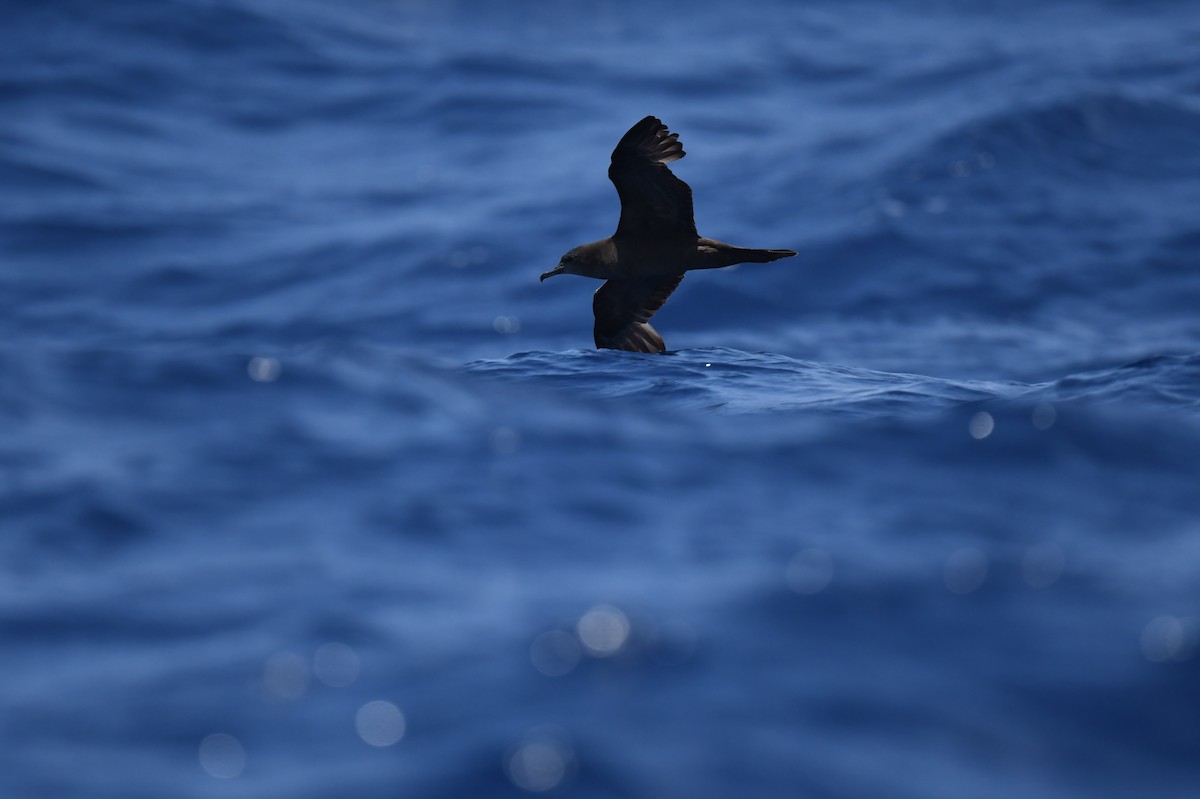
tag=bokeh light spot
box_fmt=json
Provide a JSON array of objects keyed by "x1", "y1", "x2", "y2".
[
  {"x1": 1141, "y1": 616, "x2": 1187, "y2": 663},
  {"x1": 530, "y1": 630, "x2": 581, "y2": 677},
  {"x1": 968, "y1": 411, "x2": 994, "y2": 440},
  {"x1": 493, "y1": 315, "x2": 521, "y2": 334},
  {"x1": 247, "y1": 356, "x2": 281, "y2": 383},
  {"x1": 786, "y1": 548, "x2": 834, "y2": 595},
  {"x1": 506, "y1": 727, "x2": 573, "y2": 793},
  {"x1": 490, "y1": 427, "x2": 520, "y2": 455},
  {"x1": 355, "y1": 701, "x2": 406, "y2": 747},
  {"x1": 576, "y1": 605, "x2": 629, "y2": 658},
  {"x1": 198, "y1": 733, "x2": 245, "y2": 779},
  {"x1": 313, "y1": 642, "x2": 360, "y2": 688},
  {"x1": 262, "y1": 650, "x2": 309, "y2": 701},
  {"x1": 1022, "y1": 542, "x2": 1065, "y2": 588},
  {"x1": 1032, "y1": 403, "x2": 1057, "y2": 430},
  {"x1": 944, "y1": 548, "x2": 988, "y2": 594}
]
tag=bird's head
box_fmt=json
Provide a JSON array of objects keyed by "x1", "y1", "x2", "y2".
[
  {"x1": 540, "y1": 247, "x2": 583, "y2": 282},
  {"x1": 541, "y1": 242, "x2": 606, "y2": 281}
]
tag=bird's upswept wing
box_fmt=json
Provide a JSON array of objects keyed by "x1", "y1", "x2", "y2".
[
  {"x1": 592, "y1": 274, "x2": 684, "y2": 353},
  {"x1": 608, "y1": 116, "x2": 697, "y2": 240}
]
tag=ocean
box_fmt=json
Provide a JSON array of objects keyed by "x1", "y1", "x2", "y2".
[{"x1": 3, "y1": 1, "x2": 1199, "y2": 797}]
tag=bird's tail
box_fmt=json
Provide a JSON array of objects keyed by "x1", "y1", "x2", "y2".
[
  {"x1": 694, "y1": 239, "x2": 797, "y2": 269},
  {"x1": 733, "y1": 248, "x2": 797, "y2": 263}
]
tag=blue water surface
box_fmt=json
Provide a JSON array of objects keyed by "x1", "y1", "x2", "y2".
[{"x1": 3, "y1": 1, "x2": 1200, "y2": 797}]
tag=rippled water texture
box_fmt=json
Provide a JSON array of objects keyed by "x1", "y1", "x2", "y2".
[{"x1": 3, "y1": 1, "x2": 1200, "y2": 797}]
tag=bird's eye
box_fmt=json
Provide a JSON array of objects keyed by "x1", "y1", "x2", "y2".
[{"x1": 564, "y1": 255, "x2": 574, "y2": 263}]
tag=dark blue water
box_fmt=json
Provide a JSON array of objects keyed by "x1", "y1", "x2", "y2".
[{"x1": 4, "y1": 1, "x2": 1200, "y2": 797}]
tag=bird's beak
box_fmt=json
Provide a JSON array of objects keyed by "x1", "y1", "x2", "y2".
[{"x1": 540, "y1": 265, "x2": 565, "y2": 282}]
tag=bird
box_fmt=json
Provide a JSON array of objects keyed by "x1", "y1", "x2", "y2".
[{"x1": 540, "y1": 115, "x2": 796, "y2": 353}]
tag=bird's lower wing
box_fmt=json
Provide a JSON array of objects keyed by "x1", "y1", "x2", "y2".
[{"x1": 593, "y1": 274, "x2": 684, "y2": 353}]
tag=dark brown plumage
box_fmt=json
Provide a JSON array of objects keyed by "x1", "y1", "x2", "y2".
[{"x1": 540, "y1": 116, "x2": 796, "y2": 353}]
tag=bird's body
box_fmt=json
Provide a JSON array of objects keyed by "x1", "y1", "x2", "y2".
[{"x1": 540, "y1": 115, "x2": 796, "y2": 353}]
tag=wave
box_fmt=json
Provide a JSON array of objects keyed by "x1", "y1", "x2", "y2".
[
  {"x1": 744, "y1": 91, "x2": 1200, "y2": 327},
  {"x1": 469, "y1": 347, "x2": 1200, "y2": 417}
]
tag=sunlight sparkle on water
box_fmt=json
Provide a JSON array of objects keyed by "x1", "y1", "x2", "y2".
[
  {"x1": 355, "y1": 701, "x2": 406, "y2": 747},
  {"x1": 198, "y1": 733, "x2": 245, "y2": 779},
  {"x1": 577, "y1": 605, "x2": 630, "y2": 657}
]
